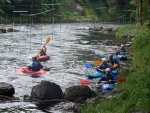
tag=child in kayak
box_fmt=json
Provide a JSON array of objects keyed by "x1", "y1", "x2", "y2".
[{"x1": 28, "y1": 57, "x2": 43, "y2": 71}]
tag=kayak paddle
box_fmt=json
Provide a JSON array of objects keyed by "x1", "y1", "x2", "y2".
[
  {"x1": 94, "y1": 60, "x2": 102, "y2": 66},
  {"x1": 80, "y1": 78, "x2": 126, "y2": 86},
  {"x1": 44, "y1": 36, "x2": 51, "y2": 46}
]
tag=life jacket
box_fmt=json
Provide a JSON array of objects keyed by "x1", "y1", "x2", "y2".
[
  {"x1": 43, "y1": 46, "x2": 46, "y2": 53},
  {"x1": 119, "y1": 49, "x2": 126, "y2": 55},
  {"x1": 102, "y1": 74, "x2": 115, "y2": 84},
  {"x1": 99, "y1": 64, "x2": 110, "y2": 69}
]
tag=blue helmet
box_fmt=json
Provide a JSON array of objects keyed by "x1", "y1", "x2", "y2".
[{"x1": 109, "y1": 53, "x2": 113, "y2": 57}]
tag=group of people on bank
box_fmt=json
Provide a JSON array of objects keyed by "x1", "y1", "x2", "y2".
[{"x1": 96, "y1": 44, "x2": 127, "y2": 86}]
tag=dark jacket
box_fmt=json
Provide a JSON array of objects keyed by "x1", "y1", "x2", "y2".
[
  {"x1": 28, "y1": 59, "x2": 43, "y2": 71},
  {"x1": 39, "y1": 50, "x2": 46, "y2": 56},
  {"x1": 116, "y1": 49, "x2": 127, "y2": 55},
  {"x1": 108, "y1": 58, "x2": 120, "y2": 67},
  {"x1": 97, "y1": 63, "x2": 111, "y2": 70},
  {"x1": 98, "y1": 73, "x2": 115, "y2": 84}
]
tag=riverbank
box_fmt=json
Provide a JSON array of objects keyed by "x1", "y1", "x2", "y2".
[{"x1": 81, "y1": 23, "x2": 150, "y2": 113}]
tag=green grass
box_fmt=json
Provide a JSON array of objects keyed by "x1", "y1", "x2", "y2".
[{"x1": 81, "y1": 22, "x2": 150, "y2": 113}]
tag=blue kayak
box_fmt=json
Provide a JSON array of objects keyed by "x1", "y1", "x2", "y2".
[
  {"x1": 88, "y1": 70, "x2": 118, "y2": 79},
  {"x1": 110, "y1": 70, "x2": 118, "y2": 80},
  {"x1": 102, "y1": 84, "x2": 116, "y2": 91},
  {"x1": 118, "y1": 55, "x2": 127, "y2": 61},
  {"x1": 88, "y1": 71, "x2": 104, "y2": 79}
]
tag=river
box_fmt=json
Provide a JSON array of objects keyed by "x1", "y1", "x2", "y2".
[{"x1": 0, "y1": 22, "x2": 124, "y2": 112}]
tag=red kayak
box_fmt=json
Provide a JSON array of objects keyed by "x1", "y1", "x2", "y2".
[
  {"x1": 16, "y1": 68, "x2": 50, "y2": 75},
  {"x1": 37, "y1": 55, "x2": 50, "y2": 61}
]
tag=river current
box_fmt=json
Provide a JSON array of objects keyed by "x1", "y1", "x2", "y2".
[{"x1": 0, "y1": 22, "x2": 123, "y2": 112}]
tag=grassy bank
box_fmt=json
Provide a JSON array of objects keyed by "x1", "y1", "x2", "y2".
[{"x1": 81, "y1": 22, "x2": 150, "y2": 113}]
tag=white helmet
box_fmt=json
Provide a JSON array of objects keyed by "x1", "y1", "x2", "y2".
[
  {"x1": 102, "y1": 58, "x2": 107, "y2": 62},
  {"x1": 105, "y1": 68, "x2": 111, "y2": 72},
  {"x1": 121, "y1": 44, "x2": 124, "y2": 47}
]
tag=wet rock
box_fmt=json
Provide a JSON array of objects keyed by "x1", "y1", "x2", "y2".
[
  {"x1": 0, "y1": 82, "x2": 15, "y2": 97},
  {"x1": 48, "y1": 102, "x2": 75, "y2": 112},
  {"x1": 78, "y1": 40, "x2": 91, "y2": 45},
  {"x1": 0, "y1": 29, "x2": 6, "y2": 33},
  {"x1": 64, "y1": 85, "x2": 96, "y2": 102},
  {"x1": 106, "y1": 28, "x2": 113, "y2": 32},
  {"x1": 122, "y1": 35, "x2": 128, "y2": 38},
  {"x1": 30, "y1": 80, "x2": 63, "y2": 103},
  {"x1": 7, "y1": 28, "x2": 14, "y2": 32}
]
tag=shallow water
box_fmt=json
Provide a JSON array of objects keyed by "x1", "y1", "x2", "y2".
[{"x1": 0, "y1": 22, "x2": 124, "y2": 112}]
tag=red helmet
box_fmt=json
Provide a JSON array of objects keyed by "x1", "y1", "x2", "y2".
[{"x1": 40, "y1": 48, "x2": 43, "y2": 51}]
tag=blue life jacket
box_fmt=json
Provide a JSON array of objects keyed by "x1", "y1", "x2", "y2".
[
  {"x1": 98, "y1": 64, "x2": 111, "y2": 70},
  {"x1": 28, "y1": 60, "x2": 43, "y2": 71},
  {"x1": 109, "y1": 58, "x2": 120, "y2": 67}
]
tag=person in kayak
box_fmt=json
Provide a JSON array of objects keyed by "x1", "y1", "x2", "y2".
[
  {"x1": 28, "y1": 57, "x2": 43, "y2": 71},
  {"x1": 96, "y1": 58, "x2": 111, "y2": 72},
  {"x1": 116, "y1": 44, "x2": 127, "y2": 61},
  {"x1": 108, "y1": 53, "x2": 120, "y2": 70},
  {"x1": 97, "y1": 68, "x2": 115, "y2": 84},
  {"x1": 116, "y1": 44, "x2": 127, "y2": 55},
  {"x1": 37, "y1": 46, "x2": 47, "y2": 58}
]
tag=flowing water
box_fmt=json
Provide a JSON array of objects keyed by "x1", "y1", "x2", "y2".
[{"x1": 0, "y1": 22, "x2": 124, "y2": 112}]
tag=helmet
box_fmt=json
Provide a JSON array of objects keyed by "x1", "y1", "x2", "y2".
[
  {"x1": 105, "y1": 68, "x2": 111, "y2": 72},
  {"x1": 40, "y1": 48, "x2": 43, "y2": 51},
  {"x1": 102, "y1": 58, "x2": 107, "y2": 62},
  {"x1": 32, "y1": 57, "x2": 37, "y2": 60},
  {"x1": 109, "y1": 53, "x2": 113, "y2": 57},
  {"x1": 121, "y1": 44, "x2": 124, "y2": 47}
]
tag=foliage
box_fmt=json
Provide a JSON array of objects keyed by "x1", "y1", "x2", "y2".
[
  {"x1": 81, "y1": 22, "x2": 150, "y2": 113},
  {"x1": 0, "y1": 0, "x2": 135, "y2": 22},
  {"x1": 116, "y1": 24, "x2": 135, "y2": 38}
]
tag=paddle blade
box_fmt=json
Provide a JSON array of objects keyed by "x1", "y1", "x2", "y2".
[
  {"x1": 16, "y1": 69, "x2": 22, "y2": 72},
  {"x1": 117, "y1": 78, "x2": 126, "y2": 83},
  {"x1": 85, "y1": 64, "x2": 92, "y2": 69},
  {"x1": 45, "y1": 36, "x2": 51, "y2": 45},
  {"x1": 108, "y1": 49, "x2": 115, "y2": 52},
  {"x1": 94, "y1": 60, "x2": 102, "y2": 66},
  {"x1": 80, "y1": 80, "x2": 91, "y2": 86}
]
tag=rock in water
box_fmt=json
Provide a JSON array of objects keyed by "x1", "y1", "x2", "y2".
[{"x1": 30, "y1": 81, "x2": 63, "y2": 103}]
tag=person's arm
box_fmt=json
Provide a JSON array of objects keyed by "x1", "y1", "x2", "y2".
[
  {"x1": 37, "y1": 52, "x2": 41, "y2": 58},
  {"x1": 116, "y1": 50, "x2": 120, "y2": 55},
  {"x1": 98, "y1": 76, "x2": 105, "y2": 83},
  {"x1": 43, "y1": 46, "x2": 47, "y2": 53}
]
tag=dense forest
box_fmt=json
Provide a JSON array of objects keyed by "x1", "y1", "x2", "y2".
[
  {"x1": 0, "y1": 0, "x2": 149, "y2": 24},
  {"x1": 0, "y1": 0, "x2": 147, "y2": 23}
]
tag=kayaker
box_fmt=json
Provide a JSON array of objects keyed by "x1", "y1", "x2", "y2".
[
  {"x1": 116, "y1": 44, "x2": 127, "y2": 61},
  {"x1": 97, "y1": 68, "x2": 115, "y2": 84},
  {"x1": 116, "y1": 44, "x2": 127, "y2": 56},
  {"x1": 37, "y1": 46, "x2": 47, "y2": 58},
  {"x1": 28, "y1": 57, "x2": 43, "y2": 71},
  {"x1": 96, "y1": 58, "x2": 111, "y2": 72},
  {"x1": 108, "y1": 53, "x2": 120, "y2": 69}
]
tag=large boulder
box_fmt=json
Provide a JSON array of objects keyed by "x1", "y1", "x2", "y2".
[
  {"x1": 0, "y1": 82, "x2": 15, "y2": 96},
  {"x1": 64, "y1": 85, "x2": 96, "y2": 102},
  {"x1": 30, "y1": 81, "x2": 63, "y2": 102},
  {"x1": 0, "y1": 29, "x2": 6, "y2": 33}
]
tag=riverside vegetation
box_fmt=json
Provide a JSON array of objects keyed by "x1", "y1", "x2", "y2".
[{"x1": 81, "y1": 22, "x2": 150, "y2": 113}]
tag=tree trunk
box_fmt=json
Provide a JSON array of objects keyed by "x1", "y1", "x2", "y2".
[
  {"x1": 148, "y1": 0, "x2": 150, "y2": 24},
  {"x1": 136, "y1": 0, "x2": 143, "y2": 26}
]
